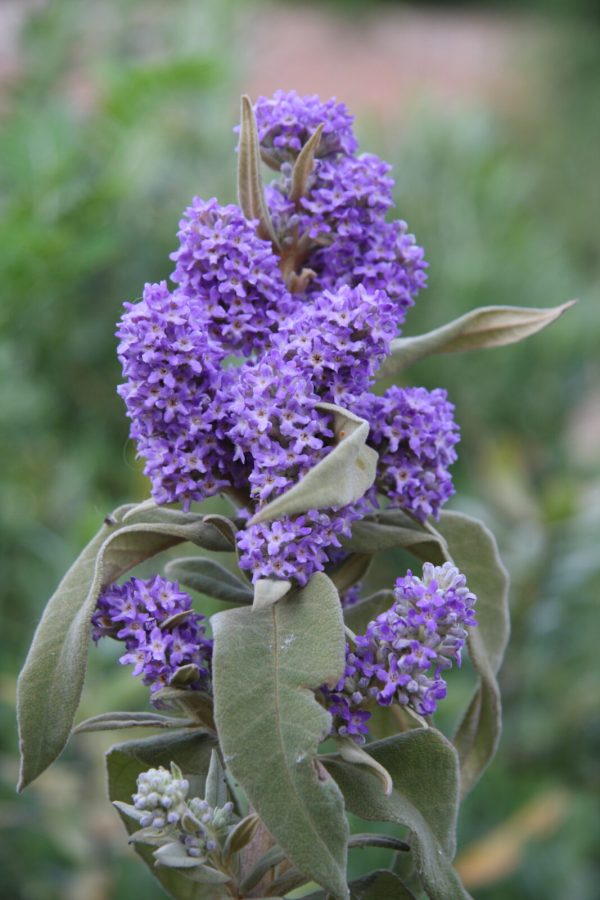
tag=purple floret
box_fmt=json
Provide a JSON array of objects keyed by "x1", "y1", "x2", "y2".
[
  {"x1": 92, "y1": 576, "x2": 213, "y2": 693},
  {"x1": 357, "y1": 385, "x2": 460, "y2": 521},
  {"x1": 322, "y1": 562, "x2": 477, "y2": 740}
]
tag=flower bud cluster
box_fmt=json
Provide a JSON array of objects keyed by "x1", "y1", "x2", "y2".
[
  {"x1": 123, "y1": 765, "x2": 237, "y2": 868},
  {"x1": 323, "y1": 562, "x2": 477, "y2": 740},
  {"x1": 92, "y1": 575, "x2": 212, "y2": 693},
  {"x1": 133, "y1": 766, "x2": 190, "y2": 828}
]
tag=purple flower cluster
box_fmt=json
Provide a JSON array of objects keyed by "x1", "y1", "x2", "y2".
[
  {"x1": 358, "y1": 386, "x2": 460, "y2": 521},
  {"x1": 251, "y1": 89, "x2": 358, "y2": 163},
  {"x1": 323, "y1": 562, "x2": 477, "y2": 740},
  {"x1": 170, "y1": 197, "x2": 292, "y2": 355},
  {"x1": 92, "y1": 576, "x2": 212, "y2": 693},
  {"x1": 116, "y1": 281, "x2": 232, "y2": 509},
  {"x1": 274, "y1": 284, "x2": 398, "y2": 404},
  {"x1": 226, "y1": 350, "x2": 360, "y2": 584}
]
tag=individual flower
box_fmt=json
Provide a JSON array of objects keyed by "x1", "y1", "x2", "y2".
[
  {"x1": 322, "y1": 562, "x2": 477, "y2": 740},
  {"x1": 92, "y1": 575, "x2": 212, "y2": 693},
  {"x1": 170, "y1": 197, "x2": 293, "y2": 355},
  {"x1": 357, "y1": 385, "x2": 460, "y2": 521},
  {"x1": 251, "y1": 89, "x2": 358, "y2": 164},
  {"x1": 116, "y1": 280, "x2": 235, "y2": 509}
]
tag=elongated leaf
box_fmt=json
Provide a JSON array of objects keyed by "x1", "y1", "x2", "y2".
[
  {"x1": 107, "y1": 730, "x2": 222, "y2": 900},
  {"x1": 249, "y1": 404, "x2": 377, "y2": 525},
  {"x1": 212, "y1": 572, "x2": 349, "y2": 900},
  {"x1": 304, "y1": 870, "x2": 418, "y2": 900},
  {"x1": 434, "y1": 511, "x2": 510, "y2": 796},
  {"x1": 289, "y1": 123, "x2": 323, "y2": 202},
  {"x1": 17, "y1": 505, "x2": 228, "y2": 790},
  {"x1": 344, "y1": 509, "x2": 447, "y2": 563},
  {"x1": 237, "y1": 95, "x2": 279, "y2": 245},
  {"x1": 73, "y1": 711, "x2": 191, "y2": 734},
  {"x1": 380, "y1": 300, "x2": 575, "y2": 376},
  {"x1": 253, "y1": 578, "x2": 292, "y2": 610},
  {"x1": 165, "y1": 557, "x2": 252, "y2": 604},
  {"x1": 324, "y1": 729, "x2": 471, "y2": 900}
]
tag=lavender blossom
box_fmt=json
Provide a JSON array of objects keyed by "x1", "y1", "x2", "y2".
[
  {"x1": 357, "y1": 386, "x2": 460, "y2": 521},
  {"x1": 251, "y1": 89, "x2": 358, "y2": 163},
  {"x1": 170, "y1": 197, "x2": 292, "y2": 355},
  {"x1": 323, "y1": 562, "x2": 477, "y2": 740},
  {"x1": 92, "y1": 576, "x2": 212, "y2": 693}
]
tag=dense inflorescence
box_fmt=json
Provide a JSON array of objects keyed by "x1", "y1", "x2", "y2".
[
  {"x1": 323, "y1": 562, "x2": 477, "y2": 741},
  {"x1": 358, "y1": 386, "x2": 460, "y2": 521},
  {"x1": 92, "y1": 576, "x2": 213, "y2": 693},
  {"x1": 114, "y1": 88, "x2": 456, "y2": 592}
]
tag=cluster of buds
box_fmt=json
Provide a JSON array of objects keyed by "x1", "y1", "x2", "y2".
[
  {"x1": 116, "y1": 758, "x2": 254, "y2": 883},
  {"x1": 323, "y1": 562, "x2": 477, "y2": 741}
]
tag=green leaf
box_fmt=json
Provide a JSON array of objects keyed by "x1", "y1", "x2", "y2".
[
  {"x1": 107, "y1": 730, "x2": 222, "y2": 900},
  {"x1": 223, "y1": 813, "x2": 261, "y2": 857},
  {"x1": 204, "y1": 749, "x2": 228, "y2": 809},
  {"x1": 335, "y1": 737, "x2": 393, "y2": 796},
  {"x1": 305, "y1": 870, "x2": 418, "y2": 900},
  {"x1": 343, "y1": 509, "x2": 447, "y2": 564},
  {"x1": 253, "y1": 578, "x2": 293, "y2": 610},
  {"x1": 237, "y1": 94, "x2": 279, "y2": 245},
  {"x1": 73, "y1": 711, "x2": 191, "y2": 734},
  {"x1": 212, "y1": 572, "x2": 350, "y2": 900},
  {"x1": 324, "y1": 729, "x2": 471, "y2": 900},
  {"x1": 164, "y1": 556, "x2": 253, "y2": 604},
  {"x1": 17, "y1": 503, "x2": 228, "y2": 790},
  {"x1": 380, "y1": 300, "x2": 575, "y2": 376},
  {"x1": 329, "y1": 553, "x2": 372, "y2": 595},
  {"x1": 435, "y1": 510, "x2": 510, "y2": 795},
  {"x1": 249, "y1": 404, "x2": 377, "y2": 525},
  {"x1": 289, "y1": 123, "x2": 323, "y2": 202}
]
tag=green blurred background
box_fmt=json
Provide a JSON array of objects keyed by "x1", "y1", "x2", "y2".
[{"x1": 1, "y1": 1, "x2": 599, "y2": 897}]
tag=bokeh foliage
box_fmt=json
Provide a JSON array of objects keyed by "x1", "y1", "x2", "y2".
[{"x1": 1, "y1": 1, "x2": 598, "y2": 898}]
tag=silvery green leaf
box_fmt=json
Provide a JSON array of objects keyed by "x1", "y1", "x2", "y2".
[
  {"x1": 237, "y1": 94, "x2": 279, "y2": 245},
  {"x1": 329, "y1": 553, "x2": 372, "y2": 595},
  {"x1": 434, "y1": 511, "x2": 510, "y2": 796},
  {"x1": 17, "y1": 501, "x2": 230, "y2": 790},
  {"x1": 185, "y1": 864, "x2": 232, "y2": 885},
  {"x1": 73, "y1": 711, "x2": 189, "y2": 734},
  {"x1": 128, "y1": 826, "x2": 171, "y2": 847},
  {"x1": 343, "y1": 508, "x2": 447, "y2": 563},
  {"x1": 107, "y1": 729, "x2": 221, "y2": 900},
  {"x1": 335, "y1": 736, "x2": 393, "y2": 796},
  {"x1": 112, "y1": 800, "x2": 145, "y2": 822},
  {"x1": 212, "y1": 572, "x2": 349, "y2": 900},
  {"x1": 152, "y1": 687, "x2": 216, "y2": 731},
  {"x1": 252, "y1": 578, "x2": 292, "y2": 610},
  {"x1": 324, "y1": 729, "x2": 471, "y2": 900},
  {"x1": 379, "y1": 300, "x2": 575, "y2": 377},
  {"x1": 343, "y1": 590, "x2": 393, "y2": 634},
  {"x1": 204, "y1": 749, "x2": 228, "y2": 809},
  {"x1": 154, "y1": 841, "x2": 204, "y2": 868},
  {"x1": 202, "y1": 514, "x2": 239, "y2": 548},
  {"x1": 249, "y1": 404, "x2": 377, "y2": 525},
  {"x1": 165, "y1": 557, "x2": 253, "y2": 605},
  {"x1": 223, "y1": 813, "x2": 261, "y2": 857},
  {"x1": 169, "y1": 664, "x2": 201, "y2": 688},
  {"x1": 289, "y1": 123, "x2": 323, "y2": 202}
]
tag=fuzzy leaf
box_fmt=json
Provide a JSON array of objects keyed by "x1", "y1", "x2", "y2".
[
  {"x1": 165, "y1": 556, "x2": 253, "y2": 604},
  {"x1": 237, "y1": 94, "x2": 279, "y2": 245},
  {"x1": 212, "y1": 572, "x2": 349, "y2": 900},
  {"x1": 324, "y1": 729, "x2": 471, "y2": 900},
  {"x1": 223, "y1": 814, "x2": 261, "y2": 857},
  {"x1": 380, "y1": 301, "x2": 575, "y2": 376},
  {"x1": 289, "y1": 123, "x2": 323, "y2": 202},
  {"x1": 344, "y1": 509, "x2": 447, "y2": 563},
  {"x1": 435, "y1": 511, "x2": 510, "y2": 796},
  {"x1": 107, "y1": 729, "x2": 222, "y2": 900},
  {"x1": 252, "y1": 578, "x2": 293, "y2": 610},
  {"x1": 17, "y1": 503, "x2": 226, "y2": 790},
  {"x1": 204, "y1": 749, "x2": 228, "y2": 809},
  {"x1": 249, "y1": 404, "x2": 377, "y2": 525},
  {"x1": 73, "y1": 711, "x2": 190, "y2": 734},
  {"x1": 305, "y1": 870, "x2": 418, "y2": 899}
]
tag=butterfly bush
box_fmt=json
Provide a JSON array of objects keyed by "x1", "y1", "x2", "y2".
[{"x1": 20, "y1": 87, "x2": 566, "y2": 900}]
